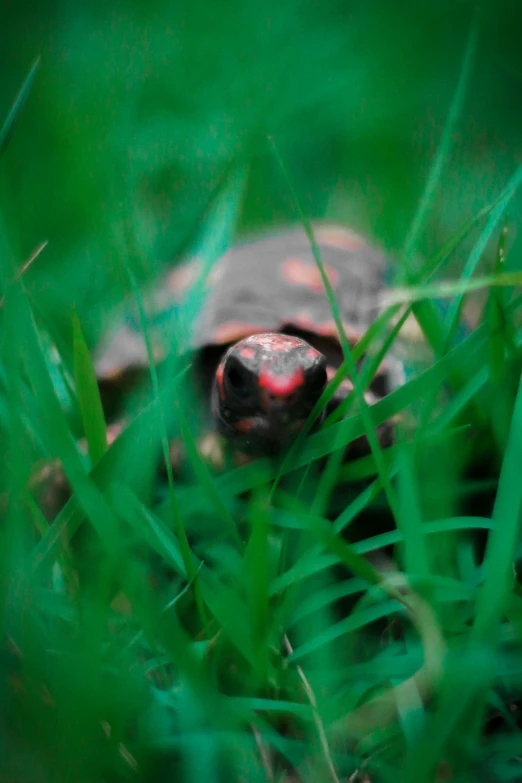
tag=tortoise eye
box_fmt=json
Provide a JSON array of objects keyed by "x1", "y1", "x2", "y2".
[{"x1": 225, "y1": 360, "x2": 253, "y2": 397}]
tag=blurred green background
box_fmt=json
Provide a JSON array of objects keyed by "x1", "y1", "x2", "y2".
[{"x1": 2, "y1": 0, "x2": 522, "y2": 347}]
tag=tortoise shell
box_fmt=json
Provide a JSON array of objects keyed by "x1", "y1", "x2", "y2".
[
  {"x1": 93, "y1": 223, "x2": 408, "y2": 456},
  {"x1": 95, "y1": 223, "x2": 395, "y2": 388},
  {"x1": 87, "y1": 221, "x2": 412, "y2": 461}
]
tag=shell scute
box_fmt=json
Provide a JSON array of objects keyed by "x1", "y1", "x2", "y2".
[{"x1": 94, "y1": 223, "x2": 390, "y2": 382}]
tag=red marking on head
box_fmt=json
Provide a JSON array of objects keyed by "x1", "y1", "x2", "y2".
[
  {"x1": 212, "y1": 322, "x2": 268, "y2": 345},
  {"x1": 281, "y1": 258, "x2": 339, "y2": 294},
  {"x1": 244, "y1": 333, "x2": 304, "y2": 352},
  {"x1": 239, "y1": 346, "x2": 256, "y2": 359},
  {"x1": 234, "y1": 418, "x2": 256, "y2": 433},
  {"x1": 315, "y1": 226, "x2": 367, "y2": 251},
  {"x1": 259, "y1": 367, "x2": 304, "y2": 396},
  {"x1": 215, "y1": 363, "x2": 225, "y2": 400},
  {"x1": 165, "y1": 257, "x2": 226, "y2": 302}
]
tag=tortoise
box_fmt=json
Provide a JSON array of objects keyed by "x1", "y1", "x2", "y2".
[{"x1": 92, "y1": 223, "x2": 406, "y2": 466}]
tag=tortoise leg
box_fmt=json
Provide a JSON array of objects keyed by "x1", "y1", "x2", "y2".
[
  {"x1": 28, "y1": 456, "x2": 71, "y2": 521},
  {"x1": 197, "y1": 432, "x2": 227, "y2": 471},
  {"x1": 168, "y1": 432, "x2": 253, "y2": 475},
  {"x1": 324, "y1": 365, "x2": 396, "y2": 459},
  {"x1": 30, "y1": 422, "x2": 127, "y2": 520},
  {"x1": 196, "y1": 433, "x2": 253, "y2": 471}
]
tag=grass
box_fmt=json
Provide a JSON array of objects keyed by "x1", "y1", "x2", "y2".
[{"x1": 2, "y1": 4, "x2": 522, "y2": 783}]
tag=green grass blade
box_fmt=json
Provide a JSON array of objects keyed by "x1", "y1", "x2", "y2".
[
  {"x1": 486, "y1": 221, "x2": 516, "y2": 451},
  {"x1": 108, "y1": 482, "x2": 187, "y2": 577},
  {"x1": 402, "y1": 11, "x2": 479, "y2": 263},
  {"x1": 30, "y1": 366, "x2": 188, "y2": 574},
  {"x1": 396, "y1": 444, "x2": 429, "y2": 577},
  {"x1": 392, "y1": 13, "x2": 479, "y2": 365},
  {"x1": 384, "y1": 269, "x2": 522, "y2": 307},
  {"x1": 268, "y1": 238, "x2": 400, "y2": 502},
  {"x1": 294, "y1": 511, "x2": 383, "y2": 588},
  {"x1": 422, "y1": 193, "x2": 514, "y2": 281},
  {"x1": 0, "y1": 210, "x2": 121, "y2": 555},
  {"x1": 272, "y1": 515, "x2": 493, "y2": 595},
  {"x1": 391, "y1": 13, "x2": 479, "y2": 371},
  {"x1": 0, "y1": 57, "x2": 40, "y2": 158},
  {"x1": 154, "y1": 325, "x2": 489, "y2": 515},
  {"x1": 270, "y1": 138, "x2": 400, "y2": 523},
  {"x1": 19, "y1": 305, "x2": 120, "y2": 548},
  {"x1": 243, "y1": 490, "x2": 271, "y2": 679},
  {"x1": 174, "y1": 401, "x2": 242, "y2": 548},
  {"x1": 199, "y1": 569, "x2": 254, "y2": 664},
  {"x1": 290, "y1": 599, "x2": 400, "y2": 662},
  {"x1": 125, "y1": 265, "x2": 207, "y2": 627},
  {"x1": 443, "y1": 162, "x2": 522, "y2": 347},
  {"x1": 71, "y1": 311, "x2": 108, "y2": 464},
  {"x1": 472, "y1": 372, "x2": 522, "y2": 641}
]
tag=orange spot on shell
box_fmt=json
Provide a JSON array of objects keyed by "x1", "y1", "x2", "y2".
[
  {"x1": 326, "y1": 366, "x2": 354, "y2": 393},
  {"x1": 313, "y1": 320, "x2": 341, "y2": 340},
  {"x1": 164, "y1": 258, "x2": 225, "y2": 303},
  {"x1": 316, "y1": 320, "x2": 363, "y2": 343},
  {"x1": 326, "y1": 366, "x2": 336, "y2": 382},
  {"x1": 259, "y1": 367, "x2": 304, "y2": 396},
  {"x1": 166, "y1": 261, "x2": 202, "y2": 300},
  {"x1": 281, "y1": 257, "x2": 339, "y2": 294},
  {"x1": 339, "y1": 377, "x2": 354, "y2": 394},
  {"x1": 290, "y1": 313, "x2": 316, "y2": 332},
  {"x1": 315, "y1": 225, "x2": 367, "y2": 251}
]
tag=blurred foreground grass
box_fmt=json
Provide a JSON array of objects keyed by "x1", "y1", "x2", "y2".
[{"x1": 1, "y1": 2, "x2": 522, "y2": 782}]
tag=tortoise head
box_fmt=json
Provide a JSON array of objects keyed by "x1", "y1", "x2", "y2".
[{"x1": 211, "y1": 332, "x2": 328, "y2": 455}]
